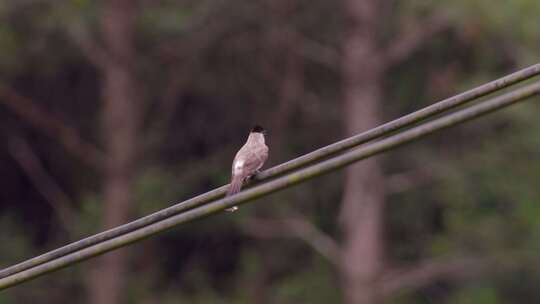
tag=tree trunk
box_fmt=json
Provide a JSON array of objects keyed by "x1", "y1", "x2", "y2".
[
  {"x1": 87, "y1": 1, "x2": 139, "y2": 304},
  {"x1": 340, "y1": 0, "x2": 385, "y2": 303}
]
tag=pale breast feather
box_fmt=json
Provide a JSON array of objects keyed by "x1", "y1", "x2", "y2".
[{"x1": 233, "y1": 159, "x2": 245, "y2": 175}]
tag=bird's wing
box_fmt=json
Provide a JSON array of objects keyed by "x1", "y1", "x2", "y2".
[
  {"x1": 233, "y1": 145, "x2": 268, "y2": 177},
  {"x1": 245, "y1": 145, "x2": 268, "y2": 172},
  {"x1": 257, "y1": 145, "x2": 268, "y2": 166}
]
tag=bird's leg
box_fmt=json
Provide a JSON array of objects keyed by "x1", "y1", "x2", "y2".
[
  {"x1": 247, "y1": 170, "x2": 261, "y2": 181},
  {"x1": 226, "y1": 206, "x2": 238, "y2": 212}
]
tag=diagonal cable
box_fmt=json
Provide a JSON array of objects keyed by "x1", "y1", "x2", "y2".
[
  {"x1": 0, "y1": 78, "x2": 539, "y2": 290},
  {"x1": 0, "y1": 63, "x2": 539, "y2": 280}
]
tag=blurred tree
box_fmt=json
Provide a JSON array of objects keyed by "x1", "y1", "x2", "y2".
[
  {"x1": 339, "y1": 1, "x2": 450, "y2": 303},
  {"x1": 339, "y1": 1, "x2": 385, "y2": 303},
  {"x1": 0, "y1": 0, "x2": 539, "y2": 303},
  {"x1": 85, "y1": 1, "x2": 140, "y2": 304}
]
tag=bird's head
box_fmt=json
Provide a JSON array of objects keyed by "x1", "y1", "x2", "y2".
[{"x1": 250, "y1": 125, "x2": 266, "y2": 135}]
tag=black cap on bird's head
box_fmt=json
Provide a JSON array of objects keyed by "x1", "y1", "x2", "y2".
[{"x1": 250, "y1": 125, "x2": 266, "y2": 134}]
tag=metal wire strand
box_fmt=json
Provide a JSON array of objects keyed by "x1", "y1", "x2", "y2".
[
  {"x1": 1, "y1": 79, "x2": 539, "y2": 290},
  {"x1": 1, "y1": 64, "x2": 539, "y2": 280},
  {"x1": 1, "y1": 63, "x2": 539, "y2": 280}
]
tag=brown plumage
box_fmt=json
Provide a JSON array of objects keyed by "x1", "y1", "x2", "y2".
[{"x1": 226, "y1": 125, "x2": 268, "y2": 212}]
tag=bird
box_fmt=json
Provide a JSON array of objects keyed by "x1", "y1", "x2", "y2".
[{"x1": 225, "y1": 125, "x2": 268, "y2": 212}]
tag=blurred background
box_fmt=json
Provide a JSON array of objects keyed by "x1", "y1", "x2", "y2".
[{"x1": 0, "y1": 0, "x2": 539, "y2": 303}]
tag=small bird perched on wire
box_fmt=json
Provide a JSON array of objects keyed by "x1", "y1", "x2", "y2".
[{"x1": 226, "y1": 125, "x2": 268, "y2": 212}]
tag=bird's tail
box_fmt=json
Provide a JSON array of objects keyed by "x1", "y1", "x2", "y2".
[{"x1": 225, "y1": 176, "x2": 243, "y2": 212}]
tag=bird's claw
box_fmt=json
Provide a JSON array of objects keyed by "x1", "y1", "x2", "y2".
[
  {"x1": 225, "y1": 206, "x2": 239, "y2": 212},
  {"x1": 248, "y1": 170, "x2": 261, "y2": 181}
]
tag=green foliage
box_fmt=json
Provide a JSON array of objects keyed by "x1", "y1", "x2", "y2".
[
  {"x1": 1, "y1": 0, "x2": 540, "y2": 302},
  {"x1": 0, "y1": 24, "x2": 21, "y2": 73},
  {"x1": 140, "y1": 3, "x2": 193, "y2": 35},
  {"x1": 0, "y1": 216, "x2": 33, "y2": 268},
  {"x1": 449, "y1": 285, "x2": 499, "y2": 304},
  {"x1": 271, "y1": 259, "x2": 339, "y2": 304},
  {"x1": 436, "y1": 103, "x2": 540, "y2": 251},
  {"x1": 75, "y1": 194, "x2": 103, "y2": 237},
  {"x1": 134, "y1": 168, "x2": 185, "y2": 216}
]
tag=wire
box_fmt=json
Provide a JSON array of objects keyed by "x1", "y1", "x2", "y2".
[
  {"x1": 1, "y1": 63, "x2": 538, "y2": 280},
  {"x1": 1, "y1": 78, "x2": 539, "y2": 290},
  {"x1": 1, "y1": 63, "x2": 540, "y2": 280}
]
